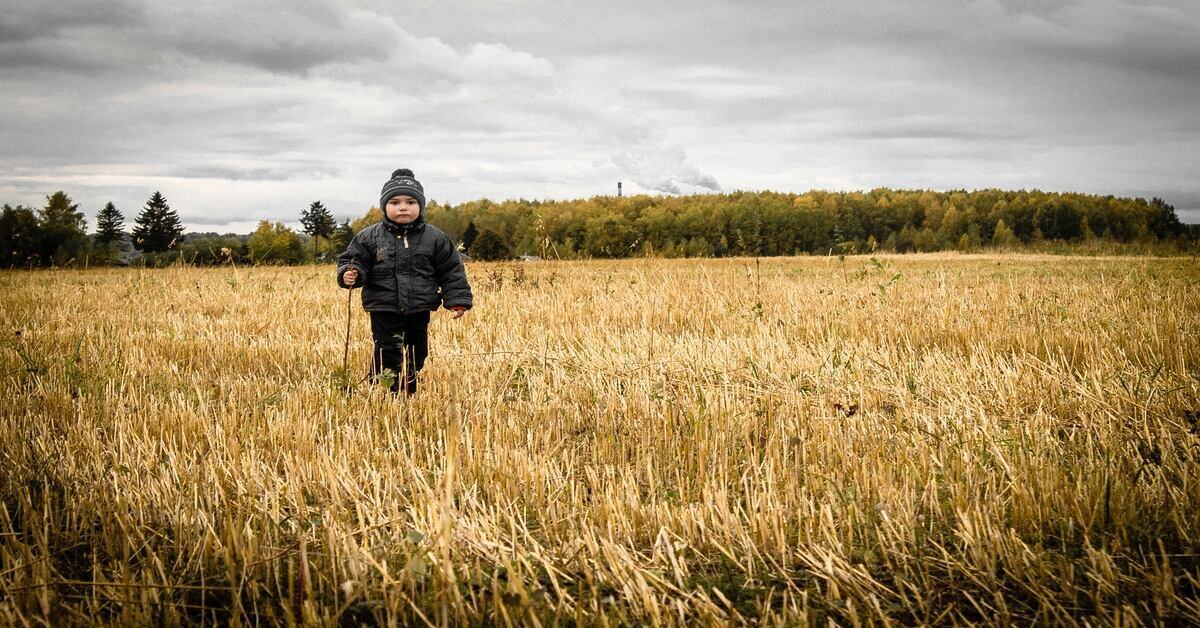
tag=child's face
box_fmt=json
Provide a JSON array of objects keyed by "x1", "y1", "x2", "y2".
[{"x1": 385, "y1": 195, "x2": 420, "y2": 224}]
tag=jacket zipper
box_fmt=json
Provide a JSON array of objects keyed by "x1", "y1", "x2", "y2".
[{"x1": 403, "y1": 235, "x2": 409, "y2": 248}]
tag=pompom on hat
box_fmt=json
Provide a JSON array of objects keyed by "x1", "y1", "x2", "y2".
[{"x1": 379, "y1": 168, "x2": 426, "y2": 213}]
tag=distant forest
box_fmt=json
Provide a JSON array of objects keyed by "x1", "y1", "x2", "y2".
[
  {"x1": 2, "y1": 188, "x2": 1196, "y2": 268},
  {"x1": 427, "y1": 188, "x2": 1197, "y2": 259}
]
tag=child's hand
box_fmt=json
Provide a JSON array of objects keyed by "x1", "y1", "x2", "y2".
[
  {"x1": 342, "y1": 269, "x2": 358, "y2": 286},
  {"x1": 449, "y1": 306, "x2": 467, "y2": 319}
]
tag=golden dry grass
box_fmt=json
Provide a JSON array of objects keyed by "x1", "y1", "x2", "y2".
[{"x1": 1, "y1": 254, "x2": 1198, "y2": 626}]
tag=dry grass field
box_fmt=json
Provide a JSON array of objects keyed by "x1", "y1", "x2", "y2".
[{"x1": 1, "y1": 254, "x2": 1198, "y2": 625}]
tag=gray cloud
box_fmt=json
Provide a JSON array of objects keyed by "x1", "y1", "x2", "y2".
[
  {"x1": 170, "y1": 164, "x2": 344, "y2": 182},
  {"x1": 154, "y1": 3, "x2": 396, "y2": 75},
  {"x1": 0, "y1": 0, "x2": 145, "y2": 44},
  {"x1": 840, "y1": 121, "x2": 1023, "y2": 142},
  {"x1": 0, "y1": 39, "x2": 115, "y2": 72},
  {"x1": 1, "y1": 0, "x2": 1198, "y2": 229}
]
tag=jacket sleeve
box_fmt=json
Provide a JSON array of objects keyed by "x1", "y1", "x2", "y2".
[
  {"x1": 335, "y1": 230, "x2": 372, "y2": 288},
  {"x1": 433, "y1": 232, "x2": 473, "y2": 309}
]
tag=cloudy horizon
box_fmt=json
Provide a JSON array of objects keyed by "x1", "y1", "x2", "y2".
[{"x1": 3, "y1": 0, "x2": 1199, "y2": 233}]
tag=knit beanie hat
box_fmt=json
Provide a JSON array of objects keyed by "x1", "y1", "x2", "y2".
[{"x1": 379, "y1": 168, "x2": 426, "y2": 213}]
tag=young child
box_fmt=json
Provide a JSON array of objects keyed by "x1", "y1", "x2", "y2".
[{"x1": 337, "y1": 168, "x2": 473, "y2": 395}]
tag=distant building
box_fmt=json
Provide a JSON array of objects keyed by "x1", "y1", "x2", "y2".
[{"x1": 517, "y1": 254, "x2": 542, "y2": 262}]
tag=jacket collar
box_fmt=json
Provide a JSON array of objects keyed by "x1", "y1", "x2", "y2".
[{"x1": 382, "y1": 213, "x2": 425, "y2": 234}]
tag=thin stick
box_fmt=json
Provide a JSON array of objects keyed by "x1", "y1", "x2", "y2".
[{"x1": 343, "y1": 286, "x2": 354, "y2": 382}]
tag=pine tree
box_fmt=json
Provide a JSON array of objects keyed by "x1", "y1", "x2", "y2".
[
  {"x1": 461, "y1": 220, "x2": 479, "y2": 252},
  {"x1": 299, "y1": 200, "x2": 336, "y2": 260},
  {"x1": 131, "y1": 191, "x2": 184, "y2": 253},
  {"x1": 95, "y1": 202, "x2": 125, "y2": 246}
]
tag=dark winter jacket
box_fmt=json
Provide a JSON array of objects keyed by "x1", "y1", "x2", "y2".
[{"x1": 336, "y1": 215, "x2": 472, "y2": 314}]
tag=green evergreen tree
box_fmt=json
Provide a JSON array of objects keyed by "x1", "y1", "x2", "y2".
[
  {"x1": 131, "y1": 191, "x2": 184, "y2": 253},
  {"x1": 461, "y1": 220, "x2": 479, "y2": 252},
  {"x1": 93, "y1": 201, "x2": 127, "y2": 264},
  {"x1": 95, "y1": 202, "x2": 125, "y2": 246},
  {"x1": 299, "y1": 200, "x2": 336, "y2": 260}
]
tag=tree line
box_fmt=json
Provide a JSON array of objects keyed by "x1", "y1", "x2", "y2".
[
  {"x1": 0, "y1": 192, "x2": 354, "y2": 267},
  {"x1": 426, "y1": 188, "x2": 1196, "y2": 259},
  {"x1": 2, "y1": 188, "x2": 1196, "y2": 268}
]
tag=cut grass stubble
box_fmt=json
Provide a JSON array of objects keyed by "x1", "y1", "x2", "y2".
[{"x1": 1, "y1": 253, "x2": 1198, "y2": 625}]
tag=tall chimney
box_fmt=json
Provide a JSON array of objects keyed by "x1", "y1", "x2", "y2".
[{"x1": 617, "y1": 181, "x2": 622, "y2": 197}]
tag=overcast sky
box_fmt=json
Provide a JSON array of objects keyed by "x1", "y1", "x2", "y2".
[{"x1": 2, "y1": 0, "x2": 1198, "y2": 231}]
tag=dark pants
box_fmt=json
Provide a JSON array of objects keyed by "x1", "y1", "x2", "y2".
[{"x1": 369, "y1": 310, "x2": 430, "y2": 395}]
